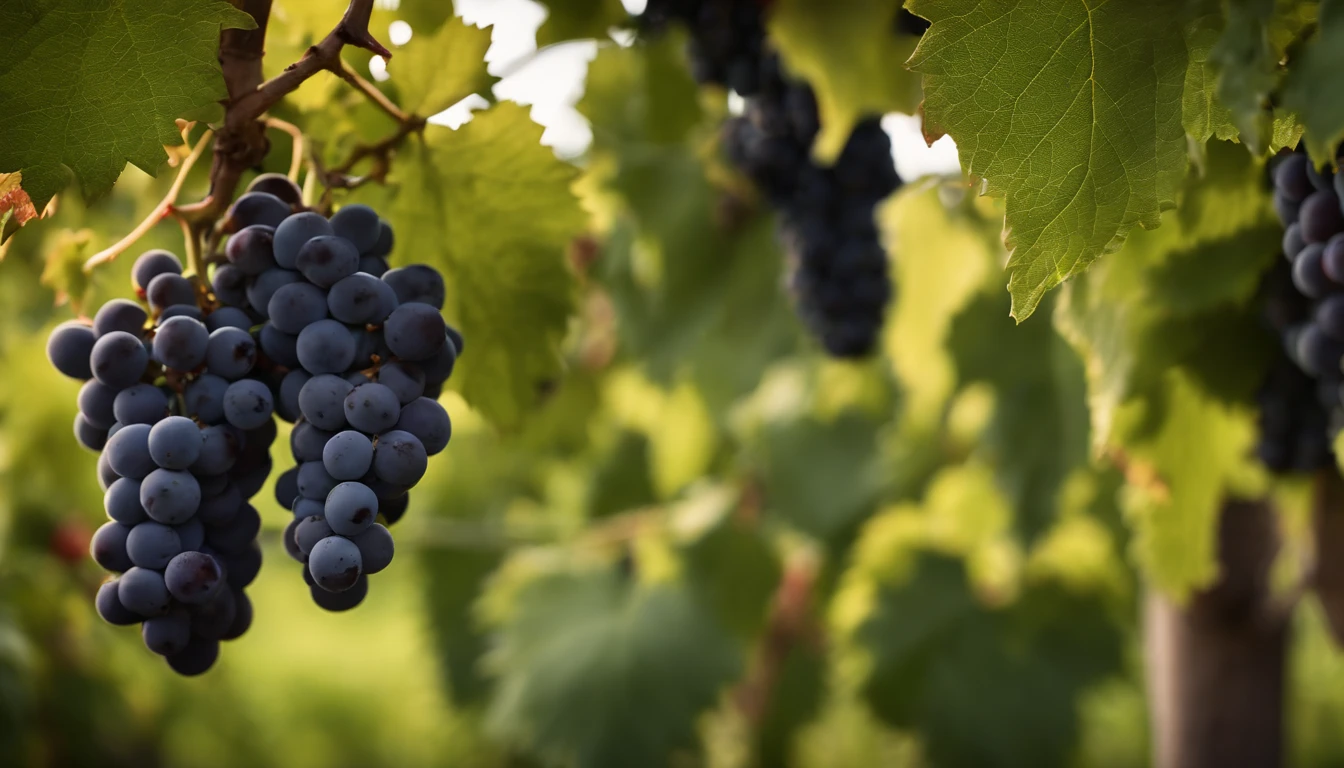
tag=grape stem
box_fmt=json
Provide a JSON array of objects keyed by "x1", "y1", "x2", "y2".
[
  {"x1": 82, "y1": 128, "x2": 214, "y2": 272},
  {"x1": 264, "y1": 116, "x2": 306, "y2": 182},
  {"x1": 336, "y1": 59, "x2": 416, "y2": 126}
]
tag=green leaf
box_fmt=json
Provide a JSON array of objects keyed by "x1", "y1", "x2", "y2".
[
  {"x1": 388, "y1": 16, "x2": 496, "y2": 117},
  {"x1": 39, "y1": 229, "x2": 93, "y2": 313},
  {"x1": 1282, "y1": 0, "x2": 1344, "y2": 163},
  {"x1": 1211, "y1": 0, "x2": 1279, "y2": 151},
  {"x1": 579, "y1": 36, "x2": 703, "y2": 147},
  {"x1": 753, "y1": 413, "x2": 884, "y2": 542},
  {"x1": 907, "y1": 0, "x2": 1189, "y2": 320},
  {"x1": 535, "y1": 0, "x2": 630, "y2": 46},
  {"x1": 484, "y1": 569, "x2": 740, "y2": 768},
  {"x1": 589, "y1": 431, "x2": 657, "y2": 518},
  {"x1": 423, "y1": 548, "x2": 502, "y2": 706},
  {"x1": 768, "y1": 0, "x2": 922, "y2": 162},
  {"x1": 683, "y1": 515, "x2": 781, "y2": 639},
  {"x1": 0, "y1": 0, "x2": 255, "y2": 209},
  {"x1": 1182, "y1": 7, "x2": 1239, "y2": 144},
  {"x1": 858, "y1": 553, "x2": 1122, "y2": 768},
  {"x1": 364, "y1": 105, "x2": 584, "y2": 428}
]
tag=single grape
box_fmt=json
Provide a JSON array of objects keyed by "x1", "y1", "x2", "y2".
[
  {"x1": 297, "y1": 461, "x2": 338, "y2": 500},
  {"x1": 328, "y1": 272, "x2": 397, "y2": 324},
  {"x1": 148, "y1": 416, "x2": 203, "y2": 470},
  {"x1": 296, "y1": 236, "x2": 360, "y2": 288},
  {"x1": 146, "y1": 273, "x2": 197, "y2": 313},
  {"x1": 298, "y1": 373, "x2": 355, "y2": 429},
  {"x1": 1295, "y1": 323, "x2": 1344, "y2": 377},
  {"x1": 126, "y1": 521, "x2": 183, "y2": 570},
  {"x1": 297, "y1": 319, "x2": 357, "y2": 374},
  {"x1": 377, "y1": 361, "x2": 426, "y2": 404},
  {"x1": 106, "y1": 423, "x2": 156, "y2": 479},
  {"x1": 91, "y1": 521, "x2": 134, "y2": 572},
  {"x1": 118, "y1": 566, "x2": 171, "y2": 617},
  {"x1": 373, "y1": 430, "x2": 428, "y2": 486},
  {"x1": 165, "y1": 636, "x2": 220, "y2": 676},
  {"x1": 164, "y1": 550, "x2": 225, "y2": 604},
  {"x1": 310, "y1": 574, "x2": 368, "y2": 611},
  {"x1": 1276, "y1": 153, "x2": 1313, "y2": 201},
  {"x1": 185, "y1": 374, "x2": 230, "y2": 423},
  {"x1": 205, "y1": 326, "x2": 258, "y2": 380},
  {"x1": 97, "y1": 452, "x2": 118, "y2": 491},
  {"x1": 205, "y1": 306, "x2": 254, "y2": 332},
  {"x1": 223, "y1": 379, "x2": 274, "y2": 430},
  {"x1": 368, "y1": 220, "x2": 394, "y2": 258},
  {"x1": 445, "y1": 325, "x2": 465, "y2": 358},
  {"x1": 322, "y1": 430, "x2": 374, "y2": 480},
  {"x1": 140, "y1": 468, "x2": 202, "y2": 524},
  {"x1": 233, "y1": 455, "x2": 273, "y2": 500},
  {"x1": 273, "y1": 212, "x2": 334, "y2": 269},
  {"x1": 246, "y1": 173, "x2": 303, "y2": 206},
  {"x1": 153, "y1": 316, "x2": 209, "y2": 371},
  {"x1": 224, "y1": 224, "x2": 279, "y2": 275},
  {"x1": 246, "y1": 268, "x2": 302, "y2": 319},
  {"x1": 308, "y1": 535, "x2": 363, "y2": 592},
  {"x1": 197, "y1": 471, "x2": 231, "y2": 497},
  {"x1": 277, "y1": 369, "x2": 312, "y2": 422},
  {"x1": 132, "y1": 250, "x2": 184, "y2": 293},
  {"x1": 190, "y1": 587, "x2": 238, "y2": 641},
  {"x1": 268, "y1": 281, "x2": 329, "y2": 335},
  {"x1": 1301, "y1": 191, "x2": 1344, "y2": 244},
  {"x1": 293, "y1": 496, "x2": 325, "y2": 521},
  {"x1": 222, "y1": 590, "x2": 253, "y2": 640},
  {"x1": 291, "y1": 420, "x2": 336, "y2": 461},
  {"x1": 1284, "y1": 223, "x2": 1306, "y2": 262},
  {"x1": 91, "y1": 330, "x2": 149, "y2": 388},
  {"x1": 329, "y1": 204, "x2": 381, "y2": 253},
  {"x1": 396, "y1": 396, "x2": 452, "y2": 455},
  {"x1": 222, "y1": 541, "x2": 262, "y2": 589},
  {"x1": 78, "y1": 379, "x2": 119, "y2": 429},
  {"x1": 384, "y1": 303, "x2": 446, "y2": 361},
  {"x1": 382, "y1": 265, "x2": 445, "y2": 309},
  {"x1": 74, "y1": 413, "x2": 109, "y2": 451},
  {"x1": 113, "y1": 383, "x2": 169, "y2": 425},
  {"x1": 283, "y1": 518, "x2": 306, "y2": 563},
  {"x1": 212, "y1": 263, "x2": 248, "y2": 307},
  {"x1": 93, "y1": 299, "x2": 148, "y2": 337},
  {"x1": 325, "y1": 481, "x2": 378, "y2": 536},
  {"x1": 259, "y1": 324, "x2": 301, "y2": 368},
  {"x1": 224, "y1": 192, "x2": 290, "y2": 232},
  {"x1": 192, "y1": 424, "x2": 243, "y2": 475},
  {"x1": 105, "y1": 477, "x2": 148, "y2": 524},
  {"x1": 161, "y1": 304, "x2": 206, "y2": 323},
  {"x1": 358, "y1": 255, "x2": 389, "y2": 276},
  {"x1": 142, "y1": 610, "x2": 192, "y2": 656},
  {"x1": 351, "y1": 525, "x2": 394, "y2": 575},
  {"x1": 295, "y1": 515, "x2": 334, "y2": 555},
  {"x1": 96, "y1": 579, "x2": 141, "y2": 625},
  {"x1": 47, "y1": 321, "x2": 96, "y2": 379},
  {"x1": 344, "y1": 382, "x2": 401, "y2": 433}
]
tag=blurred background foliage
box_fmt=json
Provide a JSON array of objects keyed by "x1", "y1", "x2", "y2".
[{"x1": 5, "y1": 1, "x2": 1344, "y2": 767}]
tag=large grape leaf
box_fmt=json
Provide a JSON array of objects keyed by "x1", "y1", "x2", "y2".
[
  {"x1": 363, "y1": 105, "x2": 583, "y2": 428},
  {"x1": 907, "y1": 0, "x2": 1189, "y2": 320},
  {"x1": 484, "y1": 569, "x2": 741, "y2": 768},
  {"x1": 1282, "y1": 0, "x2": 1344, "y2": 163},
  {"x1": 768, "y1": 0, "x2": 922, "y2": 162},
  {"x1": 1182, "y1": 8, "x2": 1239, "y2": 145},
  {"x1": 0, "y1": 0, "x2": 255, "y2": 210},
  {"x1": 535, "y1": 0, "x2": 629, "y2": 46},
  {"x1": 1054, "y1": 142, "x2": 1276, "y2": 597},
  {"x1": 388, "y1": 15, "x2": 496, "y2": 117},
  {"x1": 857, "y1": 553, "x2": 1122, "y2": 767}
]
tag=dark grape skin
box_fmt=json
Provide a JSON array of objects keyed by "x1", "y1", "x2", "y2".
[
  {"x1": 323, "y1": 430, "x2": 374, "y2": 480},
  {"x1": 224, "y1": 192, "x2": 290, "y2": 233},
  {"x1": 164, "y1": 551, "x2": 225, "y2": 604},
  {"x1": 91, "y1": 521, "x2": 134, "y2": 572},
  {"x1": 212, "y1": 263, "x2": 249, "y2": 307},
  {"x1": 74, "y1": 413, "x2": 109, "y2": 451},
  {"x1": 132, "y1": 250, "x2": 184, "y2": 293},
  {"x1": 1300, "y1": 191, "x2": 1344, "y2": 244},
  {"x1": 78, "y1": 379, "x2": 119, "y2": 429},
  {"x1": 352, "y1": 524, "x2": 394, "y2": 573},
  {"x1": 384, "y1": 303, "x2": 447, "y2": 361},
  {"x1": 222, "y1": 542, "x2": 263, "y2": 589},
  {"x1": 193, "y1": 425, "x2": 243, "y2": 476},
  {"x1": 297, "y1": 461, "x2": 338, "y2": 500},
  {"x1": 1320, "y1": 296, "x2": 1344, "y2": 341},
  {"x1": 205, "y1": 327, "x2": 258, "y2": 380},
  {"x1": 246, "y1": 268, "x2": 303, "y2": 319},
  {"x1": 105, "y1": 478, "x2": 148, "y2": 525},
  {"x1": 273, "y1": 212, "x2": 334, "y2": 270},
  {"x1": 377, "y1": 361, "x2": 425, "y2": 404},
  {"x1": 297, "y1": 321, "x2": 357, "y2": 375},
  {"x1": 267, "y1": 281, "x2": 329, "y2": 334},
  {"x1": 344, "y1": 382, "x2": 401, "y2": 434},
  {"x1": 277, "y1": 369, "x2": 311, "y2": 422},
  {"x1": 223, "y1": 379, "x2": 274, "y2": 430},
  {"x1": 325, "y1": 481, "x2": 378, "y2": 536},
  {"x1": 96, "y1": 580, "x2": 141, "y2": 626},
  {"x1": 328, "y1": 272, "x2": 396, "y2": 324},
  {"x1": 246, "y1": 173, "x2": 303, "y2": 206},
  {"x1": 310, "y1": 573, "x2": 368, "y2": 611},
  {"x1": 396, "y1": 397, "x2": 452, "y2": 455},
  {"x1": 148, "y1": 416, "x2": 203, "y2": 470},
  {"x1": 329, "y1": 204, "x2": 381, "y2": 253},
  {"x1": 296, "y1": 236, "x2": 360, "y2": 288},
  {"x1": 126, "y1": 522, "x2": 182, "y2": 570},
  {"x1": 153, "y1": 315, "x2": 210, "y2": 371},
  {"x1": 299, "y1": 374, "x2": 354, "y2": 430},
  {"x1": 140, "y1": 468, "x2": 202, "y2": 525},
  {"x1": 223, "y1": 591, "x2": 254, "y2": 640},
  {"x1": 379, "y1": 491, "x2": 410, "y2": 526},
  {"x1": 106, "y1": 423, "x2": 156, "y2": 480},
  {"x1": 1293, "y1": 243, "x2": 1333, "y2": 299},
  {"x1": 1284, "y1": 223, "x2": 1306, "y2": 262},
  {"x1": 93, "y1": 299, "x2": 148, "y2": 338},
  {"x1": 308, "y1": 535, "x2": 363, "y2": 592},
  {"x1": 197, "y1": 484, "x2": 243, "y2": 527},
  {"x1": 113, "y1": 383, "x2": 169, "y2": 426},
  {"x1": 185, "y1": 374, "x2": 230, "y2": 424},
  {"x1": 292, "y1": 420, "x2": 336, "y2": 462},
  {"x1": 260, "y1": 324, "x2": 301, "y2": 368},
  {"x1": 1276, "y1": 153, "x2": 1313, "y2": 202},
  {"x1": 166, "y1": 636, "x2": 220, "y2": 676},
  {"x1": 48, "y1": 321, "x2": 97, "y2": 379},
  {"x1": 206, "y1": 306, "x2": 254, "y2": 332},
  {"x1": 91, "y1": 331, "x2": 149, "y2": 389},
  {"x1": 142, "y1": 610, "x2": 192, "y2": 656},
  {"x1": 146, "y1": 273, "x2": 197, "y2": 313},
  {"x1": 382, "y1": 265, "x2": 445, "y2": 309},
  {"x1": 1295, "y1": 323, "x2": 1344, "y2": 377},
  {"x1": 373, "y1": 430, "x2": 428, "y2": 486},
  {"x1": 295, "y1": 515, "x2": 334, "y2": 555},
  {"x1": 225, "y1": 225, "x2": 279, "y2": 276},
  {"x1": 118, "y1": 567, "x2": 171, "y2": 617}
]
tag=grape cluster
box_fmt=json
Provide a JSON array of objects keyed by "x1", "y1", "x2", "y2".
[
  {"x1": 47, "y1": 173, "x2": 462, "y2": 671},
  {"x1": 211, "y1": 183, "x2": 459, "y2": 613},
  {"x1": 643, "y1": 1, "x2": 902, "y2": 357},
  {"x1": 48, "y1": 254, "x2": 271, "y2": 676},
  {"x1": 1262, "y1": 151, "x2": 1344, "y2": 472}
]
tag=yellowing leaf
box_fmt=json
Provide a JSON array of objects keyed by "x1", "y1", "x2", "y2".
[
  {"x1": 769, "y1": 0, "x2": 921, "y2": 162},
  {"x1": 388, "y1": 16, "x2": 496, "y2": 116},
  {"x1": 0, "y1": 173, "x2": 37, "y2": 229},
  {"x1": 0, "y1": 0, "x2": 256, "y2": 209},
  {"x1": 907, "y1": 0, "x2": 1189, "y2": 320},
  {"x1": 366, "y1": 105, "x2": 584, "y2": 428}
]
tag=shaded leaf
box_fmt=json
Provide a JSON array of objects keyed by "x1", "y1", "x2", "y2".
[
  {"x1": 907, "y1": 0, "x2": 1189, "y2": 319},
  {"x1": 535, "y1": 0, "x2": 630, "y2": 45},
  {"x1": 0, "y1": 0, "x2": 255, "y2": 209},
  {"x1": 1282, "y1": 0, "x2": 1344, "y2": 163},
  {"x1": 40, "y1": 229, "x2": 93, "y2": 312}
]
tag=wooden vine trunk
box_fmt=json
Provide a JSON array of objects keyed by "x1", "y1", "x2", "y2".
[{"x1": 1146, "y1": 499, "x2": 1288, "y2": 768}]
